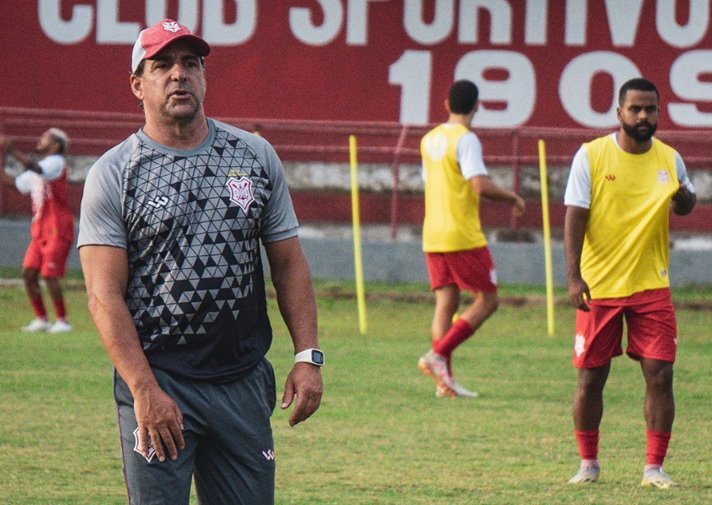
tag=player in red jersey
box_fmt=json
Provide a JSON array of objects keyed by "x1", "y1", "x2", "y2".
[{"x1": 1, "y1": 129, "x2": 75, "y2": 333}]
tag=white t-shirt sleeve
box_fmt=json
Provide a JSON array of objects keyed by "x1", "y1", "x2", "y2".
[
  {"x1": 14, "y1": 170, "x2": 41, "y2": 194},
  {"x1": 675, "y1": 151, "x2": 695, "y2": 193},
  {"x1": 564, "y1": 146, "x2": 591, "y2": 209},
  {"x1": 458, "y1": 132, "x2": 488, "y2": 179},
  {"x1": 37, "y1": 154, "x2": 65, "y2": 181}
]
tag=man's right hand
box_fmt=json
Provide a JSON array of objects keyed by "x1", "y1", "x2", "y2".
[
  {"x1": 133, "y1": 384, "x2": 185, "y2": 463},
  {"x1": 568, "y1": 276, "x2": 591, "y2": 312}
]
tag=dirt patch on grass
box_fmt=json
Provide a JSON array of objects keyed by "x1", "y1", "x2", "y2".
[{"x1": 2, "y1": 278, "x2": 709, "y2": 310}]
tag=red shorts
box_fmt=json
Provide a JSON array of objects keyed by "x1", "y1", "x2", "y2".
[
  {"x1": 572, "y1": 288, "x2": 677, "y2": 368},
  {"x1": 425, "y1": 246, "x2": 497, "y2": 293},
  {"x1": 22, "y1": 235, "x2": 73, "y2": 278}
]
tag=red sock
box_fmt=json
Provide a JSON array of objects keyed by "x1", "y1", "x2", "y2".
[
  {"x1": 30, "y1": 296, "x2": 47, "y2": 319},
  {"x1": 433, "y1": 319, "x2": 474, "y2": 358},
  {"x1": 646, "y1": 430, "x2": 671, "y2": 466},
  {"x1": 52, "y1": 297, "x2": 67, "y2": 321},
  {"x1": 575, "y1": 430, "x2": 599, "y2": 460}
]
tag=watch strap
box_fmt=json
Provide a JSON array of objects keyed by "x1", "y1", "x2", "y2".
[{"x1": 294, "y1": 348, "x2": 324, "y2": 366}]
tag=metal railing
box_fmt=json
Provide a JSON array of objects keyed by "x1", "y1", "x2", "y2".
[{"x1": 2, "y1": 107, "x2": 711, "y2": 238}]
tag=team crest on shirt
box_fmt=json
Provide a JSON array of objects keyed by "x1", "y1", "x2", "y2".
[
  {"x1": 227, "y1": 176, "x2": 255, "y2": 212},
  {"x1": 658, "y1": 170, "x2": 670, "y2": 185},
  {"x1": 424, "y1": 133, "x2": 448, "y2": 161}
]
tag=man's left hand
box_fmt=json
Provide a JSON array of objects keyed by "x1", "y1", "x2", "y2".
[{"x1": 281, "y1": 363, "x2": 323, "y2": 427}]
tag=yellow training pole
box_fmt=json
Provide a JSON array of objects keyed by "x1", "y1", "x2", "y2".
[
  {"x1": 538, "y1": 139, "x2": 555, "y2": 337},
  {"x1": 349, "y1": 135, "x2": 368, "y2": 335}
]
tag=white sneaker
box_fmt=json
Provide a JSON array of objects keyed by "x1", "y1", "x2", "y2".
[
  {"x1": 418, "y1": 351, "x2": 454, "y2": 389},
  {"x1": 22, "y1": 318, "x2": 51, "y2": 332},
  {"x1": 436, "y1": 380, "x2": 479, "y2": 398},
  {"x1": 567, "y1": 464, "x2": 600, "y2": 484},
  {"x1": 48, "y1": 320, "x2": 72, "y2": 333},
  {"x1": 641, "y1": 467, "x2": 679, "y2": 489}
]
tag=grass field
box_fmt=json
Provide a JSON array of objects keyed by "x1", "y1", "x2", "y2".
[{"x1": 0, "y1": 275, "x2": 710, "y2": 504}]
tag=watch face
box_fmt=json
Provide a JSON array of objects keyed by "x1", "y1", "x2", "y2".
[{"x1": 311, "y1": 350, "x2": 324, "y2": 365}]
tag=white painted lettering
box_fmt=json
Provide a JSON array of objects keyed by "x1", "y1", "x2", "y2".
[
  {"x1": 38, "y1": 0, "x2": 93, "y2": 44},
  {"x1": 203, "y1": 0, "x2": 256, "y2": 45},
  {"x1": 289, "y1": 0, "x2": 343, "y2": 46},
  {"x1": 346, "y1": 0, "x2": 387, "y2": 45},
  {"x1": 458, "y1": 0, "x2": 512, "y2": 44},
  {"x1": 403, "y1": 0, "x2": 454, "y2": 45},
  {"x1": 389, "y1": 50, "x2": 432, "y2": 125},
  {"x1": 524, "y1": 0, "x2": 548, "y2": 45},
  {"x1": 559, "y1": 51, "x2": 640, "y2": 127},
  {"x1": 97, "y1": 0, "x2": 139, "y2": 44},
  {"x1": 605, "y1": 0, "x2": 643, "y2": 46},
  {"x1": 668, "y1": 50, "x2": 712, "y2": 126},
  {"x1": 145, "y1": 0, "x2": 199, "y2": 32},
  {"x1": 456, "y1": 50, "x2": 535, "y2": 127},
  {"x1": 564, "y1": 0, "x2": 586, "y2": 46},
  {"x1": 657, "y1": 0, "x2": 708, "y2": 48}
]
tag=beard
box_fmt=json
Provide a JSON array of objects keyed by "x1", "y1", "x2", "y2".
[
  {"x1": 622, "y1": 120, "x2": 657, "y2": 142},
  {"x1": 161, "y1": 97, "x2": 200, "y2": 127}
]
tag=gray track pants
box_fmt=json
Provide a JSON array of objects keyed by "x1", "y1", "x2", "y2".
[{"x1": 114, "y1": 359, "x2": 277, "y2": 505}]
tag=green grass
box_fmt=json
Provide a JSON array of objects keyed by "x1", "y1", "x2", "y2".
[{"x1": 1, "y1": 276, "x2": 710, "y2": 504}]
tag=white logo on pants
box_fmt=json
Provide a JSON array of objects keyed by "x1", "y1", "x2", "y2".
[
  {"x1": 574, "y1": 333, "x2": 586, "y2": 358},
  {"x1": 133, "y1": 427, "x2": 156, "y2": 463}
]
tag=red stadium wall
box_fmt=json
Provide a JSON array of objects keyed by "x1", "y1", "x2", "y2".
[
  {"x1": 1, "y1": 110, "x2": 711, "y2": 236},
  {"x1": 3, "y1": 2, "x2": 712, "y2": 129},
  {"x1": 2, "y1": 2, "x2": 712, "y2": 234}
]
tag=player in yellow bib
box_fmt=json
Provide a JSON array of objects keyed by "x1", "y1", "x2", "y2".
[
  {"x1": 564, "y1": 78, "x2": 696, "y2": 488},
  {"x1": 417, "y1": 80, "x2": 525, "y2": 398}
]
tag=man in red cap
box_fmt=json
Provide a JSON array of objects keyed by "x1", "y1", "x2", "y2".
[
  {"x1": 130, "y1": 19, "x2": 210, "y2": 74},
  {"x1": 78, "y1": 19, "x2": 323, "y2": 505}
]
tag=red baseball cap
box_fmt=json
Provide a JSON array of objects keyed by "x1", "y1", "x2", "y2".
[{"x1": 131, "y1": 19, "x2": 210, "y2": 73}]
